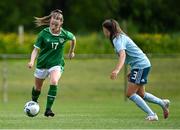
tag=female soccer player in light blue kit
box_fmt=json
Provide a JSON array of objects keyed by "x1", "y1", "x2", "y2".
[{"x1": 102, "y1": 19, "x2": 170, "y2": 121}]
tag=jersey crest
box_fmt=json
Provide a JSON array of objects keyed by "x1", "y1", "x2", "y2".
[{"x1": 59, "y1": 38, "x2": 65, "y2": 43}]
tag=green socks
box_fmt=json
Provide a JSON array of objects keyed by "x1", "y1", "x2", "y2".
[
  {"x1": 32, "y1": 85, "x2": 58, "y2": 110},
  {"x1": 31, "y1": 87, "x2": 41, "y2": 102},
  {"x1": 46, "y1": 85, "x2": 57, "y2": 110}
]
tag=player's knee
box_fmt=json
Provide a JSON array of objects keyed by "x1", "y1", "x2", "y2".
[
  {"x1": 50, "y1": 79, "x2": 59, "y2": 85},
  {"x1": 138, "y1": 94, "x2": 144, "y2": 98},
  {"x1": 137, "y1": 92, "x2": 145, "y2": 98},
  {"x1": 126, "y1": 92, "x2": 133, "y2": 98}
]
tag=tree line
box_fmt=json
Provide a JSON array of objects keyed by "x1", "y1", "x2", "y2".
[{"x1": 0, "y1": 0, "x2": 179, "y2": 33}]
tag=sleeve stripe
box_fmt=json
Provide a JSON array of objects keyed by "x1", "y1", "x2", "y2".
[
  {"x1": 34, "y1": 45, "x2": 40, "y2": 49},
  {"x1": 72, "y1": 36, "x2": 76, "y2": 40}
]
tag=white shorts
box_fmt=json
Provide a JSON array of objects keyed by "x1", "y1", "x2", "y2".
[{"x1": 34, "y1": 66, "x2": 64, "y2": 79}]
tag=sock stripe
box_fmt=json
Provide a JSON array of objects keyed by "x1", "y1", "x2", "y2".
[{"x1": 47, "y1": 95, "x2": 56, "y2": 98}]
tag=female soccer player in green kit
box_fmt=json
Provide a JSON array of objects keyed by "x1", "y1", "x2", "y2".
[
  {"x1": 27, "y1": 9, "x2": 76, "y2": 117},
  {"x1": 102, "y1": 19, "x2": 170, "y2": 121}
]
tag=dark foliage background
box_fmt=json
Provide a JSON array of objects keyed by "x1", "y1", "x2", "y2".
[{"x1": 0, "y1": 0, "x2": 179, "y2": 33}]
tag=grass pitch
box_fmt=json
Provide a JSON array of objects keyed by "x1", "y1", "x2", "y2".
[{"x1": 0, "y1": 58, "x2": 180, "y2": 129}]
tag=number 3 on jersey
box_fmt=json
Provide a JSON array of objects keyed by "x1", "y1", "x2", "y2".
[{"x1": 51, "y1": 42, "x2": 59, "y2": 49}]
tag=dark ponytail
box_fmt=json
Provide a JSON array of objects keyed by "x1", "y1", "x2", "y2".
[{"x1": 102, "y1": 19, "x2": 124, "y2": 47}]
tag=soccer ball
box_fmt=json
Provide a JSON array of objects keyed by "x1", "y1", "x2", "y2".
[{"x1": 24, "y1": 101, "x2": 40, "y2": 117}]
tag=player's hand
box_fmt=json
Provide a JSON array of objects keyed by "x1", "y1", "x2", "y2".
[
  {"x1": 28, "y1": 62, "x2": 34, "y2": 69},
  {"x1": 110, "y1": 69, "x2": 120, "y2": 80},
  {"x1": 68, "y1": 52, "x2": 75, "y2": 59}
]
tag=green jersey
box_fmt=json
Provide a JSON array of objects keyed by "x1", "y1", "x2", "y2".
[{"x1": 34, "y1": 27, "x2": 75, "y2": 69}]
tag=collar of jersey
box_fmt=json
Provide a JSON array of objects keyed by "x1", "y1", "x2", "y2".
[{"x1": 49, "y1": 27, "x2": 62, "y2": 36}]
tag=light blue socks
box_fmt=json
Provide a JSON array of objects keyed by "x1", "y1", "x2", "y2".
[
  {"x1": 143, "y1": 92, "x2": 164, "y2": 108},
  {"x1": 129, "y1": 93, "x2": 155, "y2": 116}
]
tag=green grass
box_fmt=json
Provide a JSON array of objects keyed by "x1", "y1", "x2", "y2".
[{"x1": 0, "y1": 57, "x2": 180, "y2": 129}]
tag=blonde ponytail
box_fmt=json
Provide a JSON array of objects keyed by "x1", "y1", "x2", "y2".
[{"x1": 34, "y1": 9, "x2": 63, "y2": 27}]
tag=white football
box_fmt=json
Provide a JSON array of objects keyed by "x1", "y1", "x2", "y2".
[{"x1": 24, "y1": 101, "x2": 40, "y2": 117}]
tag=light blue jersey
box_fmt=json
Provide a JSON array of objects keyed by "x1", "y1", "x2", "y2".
[{"x1": 113, "y1": 34, "x2": 151, "y2": 69}]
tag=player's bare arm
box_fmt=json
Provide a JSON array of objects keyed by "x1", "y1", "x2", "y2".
[
  {"x1": 68, "y1": 38, "x2": 76, "y2": 59},
  {"x1": 28, "y1": 47, "x2": 38, "y2": 69},
  {"x1": 111, "y1": 50, "x2": 126, "y2": 80}
]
